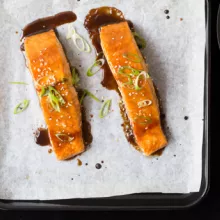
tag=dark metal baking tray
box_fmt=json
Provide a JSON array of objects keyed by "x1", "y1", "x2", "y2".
[{"x1": 0, "y1": 0, "x2": 210, "y2": 210}]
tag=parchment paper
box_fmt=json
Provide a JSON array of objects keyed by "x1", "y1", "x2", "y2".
[{"x1": 0, "y1": 0, "x2": 205, "y2": 199}]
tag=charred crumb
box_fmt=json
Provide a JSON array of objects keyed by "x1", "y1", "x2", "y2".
[
  {"x1": 16, "y1": 31, "x2": 18, "y2": 34},
  {"x1": 101, "y1": 161, "x2": 104, "y2": 164},
  {"x1": 71, "y1": 178, "x2": 73, "y2": 180},
  {"x1": 180, "y1": 18, "x2": 183, "y2": 21},
  {"x1": 85, "y1": 163, "x2": 88, "y2": 166},
  {"x1": 174, "y1": 155, "x2": 176, "y2": 157},
  {"x1": 164, "y1": 10, "x2": 169, "y2": 14},
  {"x1": 166, "y1": 16, "x2": 170, "y2": 19}
]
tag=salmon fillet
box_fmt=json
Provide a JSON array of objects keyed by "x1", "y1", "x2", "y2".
[
  {"x1": 100, "y1": 22, "x2": 167, "y2": 155},
  {"x1": 24, "y1": 30, "x2": 85, "y2": 160}
]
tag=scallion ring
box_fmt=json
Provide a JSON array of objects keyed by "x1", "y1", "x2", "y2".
[
  {"x1": 87, "y1": 59, "x2": 105, "y2": 77},
  {"x1": 72, "y1": 33, "x2": 91, "y2": 53},
  {"x1": 9, "y1": 81, "x2": 28, "y2": 85},
  {"x1": 71, "y1": 67, "x2": 80, "y2": 85},
  {"x1": 14, "y1": 99, "x2": 30, "y2": 114},
  {"x1": 99, "y1": 99, "x2": 112, "y2": 118},
  {"x1": 55, "y1": 133, "x2": 74, "y2": 142},
  {"x1": 137, "y1": 99, "x2": 152, "y2": 108},
  {"x1": 134, "y1": 71, "x2": 149, "y2": 90},
  {"x1": 118, "y1": 66, "x2": 141, "y2": 76},
  {"x1": 80, "y1": 90, "x2": 101, "y2": 104},
  {"x1": 123, "y1": 52, "x2": 142, "y2": 63}
]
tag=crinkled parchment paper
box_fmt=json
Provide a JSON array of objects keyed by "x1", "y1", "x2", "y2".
[{"x1": 0, "y1": 0, "x2": 205, "y2": 199}]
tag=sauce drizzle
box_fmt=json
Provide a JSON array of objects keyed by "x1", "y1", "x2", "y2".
[
  {"x1": 84, "y1": 7, "x2": 126, "y2": 91},
  {"x1": 22, "y1": 11, "x2": 77, "y2": 39}
]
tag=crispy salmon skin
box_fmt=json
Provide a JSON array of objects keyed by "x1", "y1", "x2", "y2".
[
  {"x1": 24, "y1": 30, "x2": 85, "y2": 160},
  {"x1": 100, "y1": 21, "x2": 167, "y2": 155}
]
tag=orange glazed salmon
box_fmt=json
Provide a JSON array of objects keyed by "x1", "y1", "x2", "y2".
[
  {"x1": 100, "y1": 21, "x2": 167, "y2": 155},
  {"x1": 24, "y1": 30, "x2": 85, "y2": 160}
]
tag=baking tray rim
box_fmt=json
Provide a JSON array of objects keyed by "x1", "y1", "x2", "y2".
[{"x1": 0, "y1": 0, "x2": 210, "y2": 210}]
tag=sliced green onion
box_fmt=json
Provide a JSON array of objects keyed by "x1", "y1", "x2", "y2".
[
  {"x1": 41, "y1": 86, "x2": 65, "y2": 112},
  {"x1": 40, "y1": 86, "x2": 47, "y2": 97},
  {"x1": 99, "y1": 99, "x2": 112, "y2": 118},
  {"x1": 66, "y1": 24, "x2": 76, "y2": 39},
  {"x1": 118, "y1": 66, "x2": 141, "y2": 76},
  {"x1": 134, "y1": 71, "x2": 149, "y2": 90},
  {"x1": 137, "y1": 99, "x2": 152, "y2": 108},
  {"x1": 14, "y1": 99, "x2": 30, "y2": 114},
  {"x1": 84, "y1": 90, "x2": 101, "y2": 102},
  {"x1": 123, "y1": 53, "x2": 142, "y2": 63},
  {"x1": 80, "y1": 90, "x2": 101, "y2": 104},
  {"x1": 132, "y1": 32, "x2": 146, "y2": 49},
  {"x1": 55, "y1": 133, "x2": 74, "y2": 142},
  {"x1": 87, "y1": 59, "x2": 105, "y2": 77},
  {"x1": 79, "y1": 90, "x2": 87, "y2": 104},
  {"x1": 67, "y1": 25, "x2": 91, "y2": 53},
  {"x1": 9, "y1": 81, "x2": 28, "y2": 85},
  {"x1": 71, "y1": 67, "x2": 80, "y2": 85}
]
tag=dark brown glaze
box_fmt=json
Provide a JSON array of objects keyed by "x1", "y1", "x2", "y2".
[
  {"x1": 152, "y1": 148, "x2": 164, "y2": 156},
  {"x1": 77, "y1": 158, "x2": 82, "y2": 166},
  {"x1": 34, "y1": 128, "x2": 50, "y2": 146},
  {"x1": 84, "y1": 7, "x2": 126, "y2": 91},
  {"x1": 81, "y1": 105, "x2": 93, "y2": 147},
  {"x1": 22, "y1": 11, "x2": 77, "y2": 39},
  {"x1": 119, "y1": 101, "x2": 139, "y2": 149}
]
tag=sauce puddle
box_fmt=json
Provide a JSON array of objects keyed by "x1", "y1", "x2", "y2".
[{"x1": 34, "y1": 128, "x2": 50, "y2": 146}]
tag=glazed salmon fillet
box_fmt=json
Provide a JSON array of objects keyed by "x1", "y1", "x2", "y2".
[
  {"x1": 24, "y1": 30, "x2": 85, "y2": 160},
  {"x1": 100, "y1": 22, "x2": 167, "y2": 155}
]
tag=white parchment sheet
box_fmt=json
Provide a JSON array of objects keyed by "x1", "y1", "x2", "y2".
[{"x1": 0, "y1": 0, "x2": 205, "y2": 199}]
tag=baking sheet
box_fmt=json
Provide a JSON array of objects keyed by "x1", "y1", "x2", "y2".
[{"x1": 0, "y1": 0, "x2": 205, "y2": 199}]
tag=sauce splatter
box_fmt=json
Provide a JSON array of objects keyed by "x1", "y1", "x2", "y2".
[
  {"x1": 95, "y1": 163, "x2": 102, "y2": 169},
  {"x1": 77, "y1": 159, "x2": 82, "y2": 166}
]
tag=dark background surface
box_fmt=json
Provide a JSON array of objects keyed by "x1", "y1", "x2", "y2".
[{"x1": 0, "y1": 0, "x2": 219, "y2": 218}]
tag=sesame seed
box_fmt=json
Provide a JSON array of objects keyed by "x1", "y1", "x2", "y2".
[
  {"x1": 61, "y1": 115, "x2": 63, "y2": 118},
  {"x1": 56, "y1": 119, "x2": 58, "y2": 122},
  {"x1": 62, "y1": 130, "x2": 65, "y2": 132},
  {"x1": 37, "y1": 68, "x2": 41, "y2": 72},
  {"x1": 49, "y1": 118, "x2": 52, "y2": 120},
  {"x1": 59, "y1": 143, "x2": 61, "y2": 146},
  {"x1": 112, "y1": 37, "x2": 115, "y2": 40},
  {"x1": 121, "y1": 36, "x2": 123, "y2": 39},
  {"x1": 68, "y1": 116, "x2": 71, "y2": 119}
]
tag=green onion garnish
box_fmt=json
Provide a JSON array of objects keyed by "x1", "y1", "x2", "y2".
[
  {"x1": 9, "y1": 81, "x2": 28, "y2": 85},
  {"x1": 41, "y1": 86, "x2": 65, "y2": 112},
  {"x1": 118, "y1": 66, "x2": 141, "y2": 76},
  {"x1": 132, "y1": 32, "x2": 147, "y2": 49},
  {"x1": 71, "y1": 67, "x2": 80, "y2": 85},
  {"x1": 99, "y1": 99, "x2": 112, "y2": 118},
  {"x1": 14, "y1": 99, "x2": 30, "y2": 114},
  {"x1": 84, "y1": 90, "x2": 101, "y2": 102},
  {"x1": 55, "y1": 133, "x2": 74, "y2": 142},
  {"x1": 123, "y1": 53, "x2": 142, "y2": 63},
  {"x1": 67, "y1": 25, "x2": 91, "y2": 53},
  {"x1": 138, "y1": 99, "x2": 152, "y2": 108},
  {"x1": 134, "y1": 71, "x2": 149, "y2": 90},
  {"x1": 80, "y1": 89, "x2": 101, "y2": 104},
  {"x1": 87, "y1": 59, "x2": 105, "y2": 77},
  {"x1": 79, "y1": 90, "x2": 87, "y2": 104}
]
